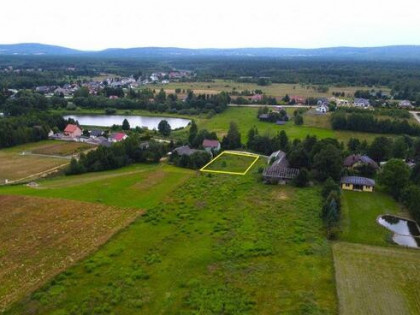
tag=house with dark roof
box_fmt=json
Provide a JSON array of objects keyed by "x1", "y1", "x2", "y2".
[
  {"x1": 89, "y1": 129, "x2": 103, "y2": 138},
  {"x1": 172, "y1": 145, "x2": 200, "y2": 156},
  {"x1": 341, "y1": 176, "x2": 375, "y2": 192},
  {"x1": 343, "y1": 154, "x2": 379, "y2": 170},
  {"x1": 353, "y1": 98, "x2": 370, "y2": 108},
  {"x1": 64, "y1": 124, "x2": 82, "y2": 138},
  {"x1": 202, "y1": 139, "x2": 221, "y2": 153},
  {"x1": 399, "y1": 100, "x2": 414, "y2": 109},
  {"x1": 263, "y1": 150, "x2": 299, "y2": 184}
]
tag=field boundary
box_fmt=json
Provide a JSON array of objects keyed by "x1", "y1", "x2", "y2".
[{"x1": 200, "y1": 150, "x2": 259, "y2": 175}]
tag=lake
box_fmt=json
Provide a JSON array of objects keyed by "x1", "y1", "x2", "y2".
[
  {"x1": 63, "y1": 114, "x2": 191, "y2": 130},
  {"x1": 377, "y1": 215, "x2": 420, "y2": 248}
]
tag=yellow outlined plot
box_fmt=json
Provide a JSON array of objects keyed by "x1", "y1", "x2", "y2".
[{"x1": 200, "y1": 151, "x2": 260, "y2": 175}]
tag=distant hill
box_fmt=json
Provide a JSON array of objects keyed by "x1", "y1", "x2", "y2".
[
  {"x1": 0, "y1": 43, "x2": 82, "y2": 56},
  {"x1": 1, "y1": 43, "x2": 420, "y2": 61}
]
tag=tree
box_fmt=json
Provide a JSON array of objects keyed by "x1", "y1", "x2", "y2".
[
  {"x1": 274, "y1": 130, "x2": 289, "y2": 152},
  {"x1": 122, "y1": 118, "x2": 130, "y2": 130},
  {"x1": 246, "y1": 126, "x2": 258, "y2": 149},
  {"x1": 293, "y1": 168, "x2": 309, "y2": 187},
  {"x1": 321, "y1": 177, "x2": 341, "y2": 200},
  {"x1": 392, "y1": 137, "x2": 409, "y2": 159},
  {"x1": 294, "y1": 114, "x2": 303, "y2": 126},
  {"x1": 188, "y1": 120, "x2": 198, "y2": 145},
  {"x1": 158, "y1": 120, "x2": 171, "y2": 137},
  {"x1": 402, "y1": 185, "x2": 420, "y2": 223},
  {"x1": 221, "y1": 122, "x2": 241, "y2": 149},
  {"x1": 66, "y1": 157, "x2": 86, "y2": 175},
  {"x1": 347, "y1": 138, "x2": 361, "y2": 153},
  {"x1": 312, "y1": 144, "x2": 343, "y2": 181},
  {"x1": 368, "y1": 137, "x2": 392, "y2": 162},
  {"x1": 378, "y1": 159, "x2": 411, "y2": 200}
]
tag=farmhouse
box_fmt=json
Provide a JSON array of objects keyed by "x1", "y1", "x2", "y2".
[
  {"x1": 399, "y1": 100, "x2": 414, "y2": 109},
  {"x1": 89, "y1": 129, "x2": 103, "y2": 138},
  {"x1": 263, "y1": 150, "x2": 299, "y2": 184},
  {"x1": 109, "y1": 132, "x2": 128, "y2": 142},
  {"x1": 172, "y1": 145, "x2": 200, "y2": 156},
  {"x1": 250, "y1": 94, "x2": 263, "y2": 102},
  {"x1": 353, "y1": 98, "x2": 370, "y2": 108},
  {"x1": 343, "y1": 154, "x2": 378, "y2": 170},
  {"x1": 202, "y1": 139, "x2": 221, "y2": 153},
  {"x1": 340, "y1": 176, "x2": 375, "y2": 192},
  {"x1": 290, "y1": 95, "x2": 306, "y2": 104},
  {"x1": 63, "y1": 124, "x2": 82, "y2": 138}
]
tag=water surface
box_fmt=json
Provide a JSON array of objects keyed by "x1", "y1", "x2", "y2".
[
  {"x1": 377, "y1": 215, "x2": 420, "y2": 248},
  {"x1": 64, "y1": 114, "x2": 191, "y2": 129}
]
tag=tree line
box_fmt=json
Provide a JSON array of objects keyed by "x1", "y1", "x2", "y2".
[
  {"x1": 66, "y1": 136, "x2": 167, "y2": 175},
  {"x1": 331, "y1": 112, "x2": 420, "y2": 136},
  {"x1": 0, "y1": 112, "x2": 68, "y2": 148}
]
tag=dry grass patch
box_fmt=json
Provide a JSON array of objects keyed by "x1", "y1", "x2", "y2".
[
  {"x1": 0, "y1": 153, "x2": 67, "y2": 183},
  {"x1": 333, "y1": 242, "x2": 420, "y2": 315},
  {"x1": 0, "y1": 195, "x2": 142, "y2": 310},
  {"x1": 31, "y1": 142, "x2": 93, "y2": 156}
]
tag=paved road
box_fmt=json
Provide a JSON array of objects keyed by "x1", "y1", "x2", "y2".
[{"x1": 409, "y1": 111, "x2": 420, "y2": 124}]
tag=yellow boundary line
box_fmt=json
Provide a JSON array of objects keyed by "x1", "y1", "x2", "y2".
[{"x1": 200, "y1": 151, "x2": 260, "y2": 175}]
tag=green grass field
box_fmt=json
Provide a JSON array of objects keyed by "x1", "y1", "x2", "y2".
[
  {"x1": 333, "y1": 190, "x2": 420, "y2": 315},
  {"x1": 2, "y1": 161, "x2": 337, "y2": 314},
  {"x1": 193, "y1": 107, "x2": 388, "y2": 144},
  {"x1": 333, "y1": 242, "x2": 420, "y2": 315},
  {"x1": 201, "y1": 152, "x2": 259, "y2": 174}
]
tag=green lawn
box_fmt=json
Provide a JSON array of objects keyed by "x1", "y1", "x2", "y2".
[
  {"x1": 333, "y1": 242, "x2": 420, "y2": 315},
  {"x1": 340, "y1": 190, "x2": 403, "y2": 247},
  {"x1": 202, "y1": 152, "x2": 259, "y2": 174},
  {"x1": 4, "y1": 161, "x2": 337, "y2": 314},
  {"x1": 0, "y1": 163, "x2": 193, "y2": 209}
]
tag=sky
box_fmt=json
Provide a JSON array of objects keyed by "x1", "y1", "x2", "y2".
[{"x1": 1, "y1": 0, "x2": 420, "y2": 50}]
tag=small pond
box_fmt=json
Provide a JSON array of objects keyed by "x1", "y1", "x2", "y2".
[
  {"x1": 63, "y1": 114, "x2": 191, "y2": 130},
  {"x1": 377, "y1": 215, "x2": 420, "y2": 248}
]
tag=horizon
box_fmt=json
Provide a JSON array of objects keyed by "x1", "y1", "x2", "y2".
[
  {"x1": 1, "y1": 0, "x2": 420, "y2": 50},
  {"x1": 2, "y1": 42, "x2": 420, "y2": 52}
]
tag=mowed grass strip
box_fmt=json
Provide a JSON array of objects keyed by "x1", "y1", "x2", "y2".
[
  {"x1": 333, "y1": 242, "x2": 420, "y2": 315},
  {"x1": 202, "y1": 152, "x2": 259, "y2": 174},
  {"x1": 6, "y1": 163, "x2": 337, "y2": 314},
  {"x1": 0, "y1": 195, "x2": 142, "y2": 311}
]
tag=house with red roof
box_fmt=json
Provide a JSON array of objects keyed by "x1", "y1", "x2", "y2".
[
  {"x1": 110, "y1": 132, "x2": 128, "y2": 142},
  {"x1": 202, "y1": 139, "x2": 221, "y2": 153},
  {"x1": 63, "y1": 124, "x2": 82, "y2": 138},
  {"x1": 290, "y1": 95, "x2": 306, "y2": 104}
]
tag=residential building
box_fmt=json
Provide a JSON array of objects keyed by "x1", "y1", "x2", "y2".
[
  {"x1": 353, "y1": 98, "x2": 370, "y2": 108},
  {"x1": 399, "y1": 100, "x2": 414, "y2": 109},
  {"x1": 172, "y1": 145, "x2": 200, "y2": 156},
  {"x1": 341, "y1": 176, "x2": 375, "y2": 192},
  {"x1": 202, "y1": 139, "x2": 221, "y2": 153},
  {"x1": 63, "y1": 124, "x2": 82, "y2": 138},
  {"x1": 109, "y1": 132, "x2": 128, "y2": 142},
  {"x1": 343, "y1": 154, "x2": 378, "y2": 170},
  {"x1": 263, "y1": 150, "x2": 299, "y2": 184}
]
